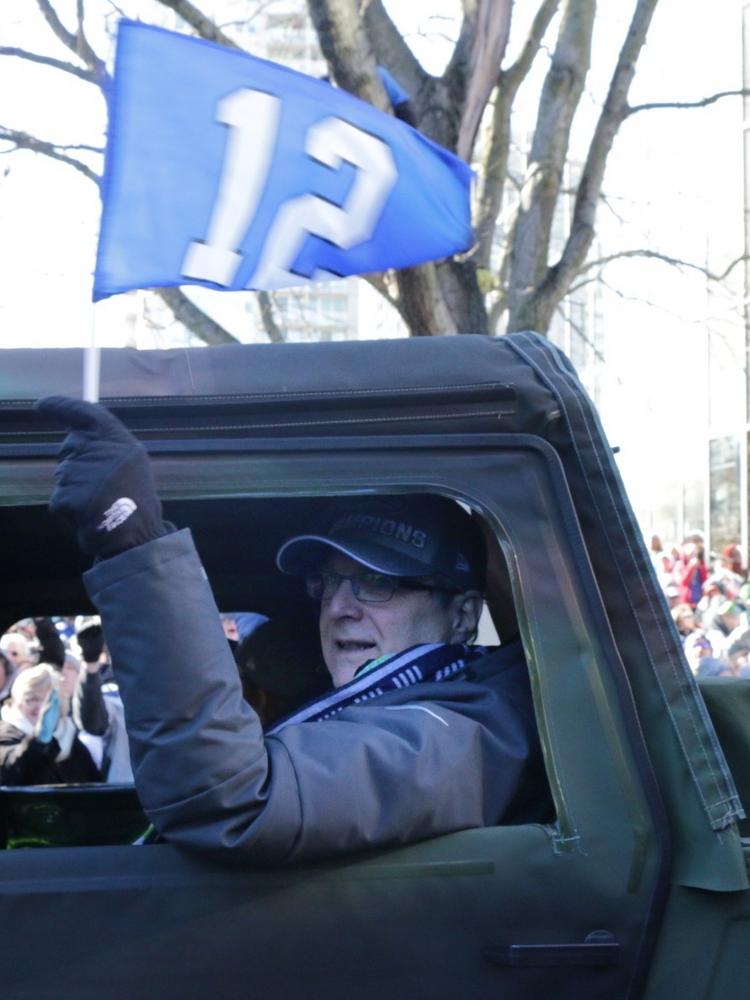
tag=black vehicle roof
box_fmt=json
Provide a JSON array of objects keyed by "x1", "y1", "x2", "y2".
[{"x1": 0, "y1": 336, "x2": 555, "y2": 446}]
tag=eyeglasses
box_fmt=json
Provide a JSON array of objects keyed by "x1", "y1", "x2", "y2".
[{"x1": 305, "y1": 571, "x2": 456, "y2": 604}]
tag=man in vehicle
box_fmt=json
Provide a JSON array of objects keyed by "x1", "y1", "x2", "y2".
[{"x1": 36, "y1": 395, "x2": 551, "y2": 862}]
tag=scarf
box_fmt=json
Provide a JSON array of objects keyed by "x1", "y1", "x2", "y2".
[{"x1": 267, "y1": 642, "x2": 490, "y2": 735}]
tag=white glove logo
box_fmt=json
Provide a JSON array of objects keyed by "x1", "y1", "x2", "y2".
[{"x1": 99, "y1": 497, "x2": 138, "y2": 532}]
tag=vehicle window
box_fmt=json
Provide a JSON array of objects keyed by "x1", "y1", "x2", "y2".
[{"x1": 0, "y1": 492, "x2": 545, "y2": 850}]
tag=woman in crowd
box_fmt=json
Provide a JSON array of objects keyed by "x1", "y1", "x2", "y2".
[
  {"x1": 0, "y1": 663, "x2": 101, "y2": 785},
  {"x1": 674, "y1": 539, "x2": 708, "y2": 610},
  {"x1": 671, "y1": 603, "x2": 697, "y2": 638}
]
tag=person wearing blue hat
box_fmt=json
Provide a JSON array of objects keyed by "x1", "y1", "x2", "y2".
[
  {"x1": 35, "y1": 396, "x2": 551, "y2": 862},
  {"x1": 276, "y1": 494, "x2": 486, "y2": 688}
]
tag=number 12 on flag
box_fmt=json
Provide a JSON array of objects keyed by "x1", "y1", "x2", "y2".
[{"x1": 93, "y1": 21, "x2": 474, "y2": 300}]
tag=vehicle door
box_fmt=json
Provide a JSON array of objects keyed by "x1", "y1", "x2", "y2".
[{"x1": 0, "y1": 432, "x2": 669, "y2": 1000}]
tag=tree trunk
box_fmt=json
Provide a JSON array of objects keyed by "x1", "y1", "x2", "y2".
[
  {"x1": 506, "y1": 0, "x2": 660, "y2": 334},
  {"x1": 155, "y1": 288, "x2": 240, "y2": 345},
  {"x1": 506, "y1": 0, "x2": 595, "y2": 333}
]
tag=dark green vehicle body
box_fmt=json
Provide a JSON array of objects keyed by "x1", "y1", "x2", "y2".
[{"x1": 0, "y1": 332, "x2": 747, "y2": 998}]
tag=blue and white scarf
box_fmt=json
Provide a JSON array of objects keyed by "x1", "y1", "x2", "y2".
[{"x1": 267, "y1": 642, "x2": 490, "y2": 735}]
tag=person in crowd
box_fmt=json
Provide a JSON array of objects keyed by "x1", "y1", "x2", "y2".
[
  {"x1": 726, "y1": 640, "x2": 750, "y2": 678},
  {"x1": 662, "y1": 581, "x2": 681, "y2": 609},
  {"x1": 671, "y1": 603, "x2": 697, "y2": 639},
  {"x1": 36, "y1": 395, "x2": 552, "y2": 863},
  {"x1": 72, "y1": 618, "x2": 133, "y2": 783},
  {"x1": 708, "y1": 544, "x2": 746, "y2": 601},
  {"x1": 683, "y1": 633, "x2": 724, "y2": 676},
  {"x1": 649, "y1": 534, "x2": 673, "y2": 578},
  {"x1": 696, "y1": 579, "x2": 726, "y2": 626},
  {"x1": 702, "y1": 600, "x2": 747, "y2": 662},
  {"x1": 0, "y1": 633, "x2": 34, "y2": 674},
  {"x1": 33, "y1": 616, "x2": 66, "y2": 667},
  {"x1": 674, "y1": 539, "x2": 707, "y2": 610},
  {"x1": 0, "y1": 663, "x2": 101, "y2": 785},
  {"x1": 235, "y1": 616, "x2": 328, "y2": 727},
  {"x1": 0, "y1": 651, "x2": 12, "y2": 701},
  {"x1": 220, "y1": 614, "x2": 240, "y2": 643},
  {"x1": 9, "y1": 619, "x2": 37, "y2": 642}
]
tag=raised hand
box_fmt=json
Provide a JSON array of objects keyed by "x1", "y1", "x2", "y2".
[{"x1": 35, "y1": 396, "x2": 168, "y2": 558}]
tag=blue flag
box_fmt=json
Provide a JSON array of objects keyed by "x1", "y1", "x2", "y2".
[{"x1": 93, "y1": 21, "x2": 475, "y2": 300}]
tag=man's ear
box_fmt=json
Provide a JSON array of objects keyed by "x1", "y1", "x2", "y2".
[{"x1": 448, "y1": 591, "x2": 483, "y2": 643}]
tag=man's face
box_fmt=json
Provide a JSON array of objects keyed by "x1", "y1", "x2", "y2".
[{"x1": 318, "y1": 552, "x2": 460, "y2": 688}]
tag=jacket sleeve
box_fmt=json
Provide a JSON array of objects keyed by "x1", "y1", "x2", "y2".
[
  {"x1": 84, "y1": 530, "x2": 537, "y2": 863},
  {"x1": 0, "y1": 729, "x2": 59, "y2": 786},
  {"x1": 73, "y1": 670, "x2": 109, "y2": 736}
]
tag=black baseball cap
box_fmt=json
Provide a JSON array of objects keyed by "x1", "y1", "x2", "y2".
[{"x1": 276, "y1": 495, "x2": 486, "y2": 592}]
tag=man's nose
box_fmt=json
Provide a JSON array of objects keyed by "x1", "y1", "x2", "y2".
[{"x1": 326, "y1": 577, "x2": 364, "y2": 616}]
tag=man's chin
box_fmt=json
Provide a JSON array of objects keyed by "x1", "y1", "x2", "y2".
[{"x1": 328, "y1": 650, "x2": 377, "y2": 688}]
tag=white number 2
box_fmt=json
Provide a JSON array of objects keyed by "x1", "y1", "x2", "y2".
[{"x1": 181, "y1": 87, "x2": 398, "y2": 289}]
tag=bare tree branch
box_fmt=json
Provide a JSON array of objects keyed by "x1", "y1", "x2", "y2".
[
  {"x1": 434, "y1": 1, "x2": 514, "y2": 157},
  {"x1": 155, "y1": 288, "x2": 240, "y2": 345},
  {"x1": 0, "y1": 45, "x2": 97, "y2": 82},
  {"x1": 257, "y1": 290, "x2": 286, "y2": 344},
  {"x1": 455, "y1": 0, "x2": 513, "y2": 161},
  {"x1": 0, "y1": 126, "x2": 100, "y2": 184},
  {"x1": 151, "y1": 0, "x2": 240, "y2": 48},
  {"x1": 216, "y1": 0, "x2": 280, "y2": 31},
  {"x1": 512, "y1": 0, "x2": 660, "y2": 333},
  {"x1": 487, "y1": 289, "x2": 507, "y2": 333},
  {"x1": 627, "y1": 89, "x2": 750, "y2": 116},
  {"x1": 361, "y1": 0, "x2": 425, "y2": 92},
  {"x1": 364, "y1": 271, "x2": 404, "y2": 317},
  {"x1": 306, "y1": 0, "x2": 390, "y2": 112},
  {"x1": 554, "y1": 300, "x2": 608, "y2": 369},
  {"x1": 505, "y1": 0, "x2": 595, "y2": 330},
  {"x1": 35, "y1": 0, "x2": 109, "y2": 83},
  {"x1": 577, "y1": 248, "x2": 748, "y2": 284},
  {"x1": 475, "y1": 0, "x2": 560, "y2": 267},
  {"x1": 503, "y1": 0, "x2": 560, "y2": 89}
]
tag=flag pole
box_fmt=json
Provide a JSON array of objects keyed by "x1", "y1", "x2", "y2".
[{"x1": 83, "y1": 298, "x2": 101, "y2": 403}]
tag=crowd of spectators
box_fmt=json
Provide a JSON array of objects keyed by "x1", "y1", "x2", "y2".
[
  {"x1": 0, "y1": 616, "x2": 128, "y2": 787},
  {"x1": 649, "y1": 534, "x2": 750, "y2": 678},
  {"x1": 0, "y1": 611, "x2": 324, "y2": 789}
]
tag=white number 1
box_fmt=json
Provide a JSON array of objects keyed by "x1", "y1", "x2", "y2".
[
  {"x1": 182, "y1": 89, "x2": 281, "y2": 287},
  {"x1": 181, "y1": 87, "x2": 398, "y2": 289}
]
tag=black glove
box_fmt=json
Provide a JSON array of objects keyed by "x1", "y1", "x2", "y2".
[
  {"x1": 77, "y1": 623, "x2": 105, "y2": 663},
  {"x1": 33, "y1": 617, "x2": 65, "y2": 668},
  {"x1": 35, "y1": 396, "x2": 168, "y2": 558}
]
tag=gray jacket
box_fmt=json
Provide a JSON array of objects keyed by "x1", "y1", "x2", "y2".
[{"x1": 85, "y1": 529, "x2": 550, "y2": 863}]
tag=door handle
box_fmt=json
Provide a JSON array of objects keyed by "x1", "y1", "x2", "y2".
[{"x1": 485, "y1": 930, "x2": 620, "y2": 968}]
